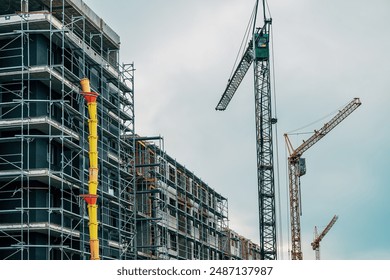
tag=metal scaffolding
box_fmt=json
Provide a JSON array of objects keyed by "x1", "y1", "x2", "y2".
[
  {"x1": 221, "y1": 228, "x2": 261, "y2": 260},
  {"x1": 0, "y1": 0, "x2": 260, "y2": 260},
  {"x1": 135, "y1": 137, "x2": 230, "y2": 260},
  {"x1": 0, "y1": 0, "x2": 135, "y2": 260}
]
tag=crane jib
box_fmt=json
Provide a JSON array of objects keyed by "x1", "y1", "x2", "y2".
[
  {"x1": 215, "y1": 22, "x2": 271, "y2": 111},
  {"x1": 287, "y1": 98, "x2": 361, "y2": 260},
  {"x1": 215, "y1": 46, "x2": 254, "y2": 111},
  {"x1": 290, "y1": 98, "x2": 362, "y2": 160}
]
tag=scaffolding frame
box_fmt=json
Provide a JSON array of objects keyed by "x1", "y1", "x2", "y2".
[
  {"x1": 0, "y1": 0, "x2": 135, "y2": 260},
  {"x1": 0, "y1": 0, "x2": 261, "y2": 260},
  {"x1": 135, "y1": 137, "x2": 229, "y2": 260}
]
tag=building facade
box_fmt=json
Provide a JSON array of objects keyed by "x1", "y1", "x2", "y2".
[
  {"x1": 0, "y1": 0, "x2": 135, "y2": 260},
  {"x1": 135, "y1": 137, "x2": 229, "y2": 260},
  {"x1": 222, "y1": 229, "x2": 261, "y2": 260}
]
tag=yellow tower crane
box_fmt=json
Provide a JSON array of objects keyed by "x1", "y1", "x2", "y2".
[
  {"x1": 284, "y1": 97, "x2": 361, "y2": 260},
  {"x1": 80, "y1": 78, "x2": 100, "y2": 260},
  {"x1": 311, "y1": 215, "x2": 338, "y2": 260}
]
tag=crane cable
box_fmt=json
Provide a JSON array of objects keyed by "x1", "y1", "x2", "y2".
[
  {"x1": 284, "y1": 140, "x2": 292, "y2": 260},
  {"x1": 265, "y1": 0, "x2": 272, "y2": 19},
  {"x1": 254, "y1": 0, "x2": 260, "y2": 35},
  {"x1": 269, "y1": 16, "x2": 285, "y2": 260},
  {"x1": 228, "y1": 2, "x2": 257, "y2": 82},
  {"x1": 286, "y1": 99, "x2": 352, "y2": 136}
]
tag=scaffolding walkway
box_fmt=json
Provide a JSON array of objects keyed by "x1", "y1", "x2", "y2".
[{"x1": 0, "y1": 0, "x2": 135, "y2": 260}]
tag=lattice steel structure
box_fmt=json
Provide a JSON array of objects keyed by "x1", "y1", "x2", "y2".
[
  {"x1": 0, "y1": 0, "x2": 135, "y2": 260},
  {"x1": 135, "y1": 137, "x2": 230, "y2": 260},
  {"x1": 285, "y1": 98, "x2": 361, "y2": 260},
  {"x1": 216, "y1": 17, "x2": 277, "y2": 259},
  {"x1": 253, "y1": 20, "x2": 277, "y2": 260}
]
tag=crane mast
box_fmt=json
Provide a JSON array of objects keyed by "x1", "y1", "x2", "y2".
[
  {"x1": 216, "y1": 1, "x2": 277, "y2": 259},
  {"x1": 311, "y1": 215, "x2": 338, "y2": 260},
  {"x1": 253, "y1": 20, "x2": 277, "y2": 260},
  {"x1": 285, "y1": 98, "x2": 361, "y2": 260}
]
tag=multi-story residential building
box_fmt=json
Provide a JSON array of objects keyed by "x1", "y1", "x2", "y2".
[
  {"x1": 222, "y1": 228, "x2": 261, "y2": 260},
  {"x1": 135, "y1": 137, "x2": 229, "y2": 260},
  {"x1": 0, "y1": 0, "x2": 135, "y2": 260}
]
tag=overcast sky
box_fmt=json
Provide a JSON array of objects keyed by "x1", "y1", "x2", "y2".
[{"x1": 83, "y1": 0, "x2": 390, "y2": 260}]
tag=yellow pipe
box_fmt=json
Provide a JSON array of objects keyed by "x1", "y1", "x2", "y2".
[
  {"x1": 89, "y1": 168, "x2": 98, "y2": 195},
  {"x1": 87, "y1": 103, "x2": 98, "y2": 122},
  {"x1": 87, "y1": 204, "x2": 99, "y2": 237},
  {"x1": 80, "y1": 78, "x2": 100, "y2": 260},
  {"x1": 80, "y1": 77, "x2": 91, "y2": 92}
]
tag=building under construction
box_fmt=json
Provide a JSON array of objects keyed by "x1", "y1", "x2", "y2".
[
  {"x1": 222, "y1": 228, "x2": 261, "y2": 260},
  {"x1": 0, "y1": 0, "x2": 260, "y2": 260},
  {"x1": 135, "y1": 137, "x2": 227, "y2": 260},
  {"x1": 0, "y1": 0, "x2": 135, "y2": 260},
  {"x1": 135, "y1": 137, "x2": 261, "y2": 260}
]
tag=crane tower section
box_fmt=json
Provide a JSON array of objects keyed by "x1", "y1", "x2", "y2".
[
  {"x1": 253, "y1": 20, "x2": 277, "y2": 260},
  {"x1": 312, "y1": 215, "x2": 338, "y2": 260},
  {"x1": 216, "y1": 17, "x2": 277, "y2": 260},
  {"x1": 285, "y1": 98, "x2": 361, "y2": 260}
]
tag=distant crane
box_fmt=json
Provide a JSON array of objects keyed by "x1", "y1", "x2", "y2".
[
  {"x1": 215, "y1": 0, "x2": 277, "y2": 259},
  {"x1": 284, "y1": 97, "x2": 361, "y2": 260},
  {"x1": 311, "y1": 215, "x2": 338, "y2": 260}
]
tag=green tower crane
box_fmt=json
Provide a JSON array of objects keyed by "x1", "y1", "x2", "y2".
[{"x1": 216, "y1": 0, "x2": 277, "y2": 260}]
